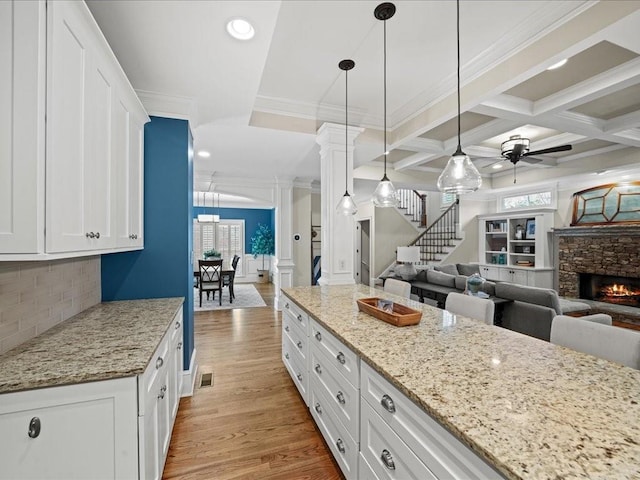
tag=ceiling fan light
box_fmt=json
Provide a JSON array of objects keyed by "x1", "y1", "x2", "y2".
[
  {"x1": 336, "y1": 191, "x2": 358, "y2": 215},
  {"x1": 372, "y1": 174, "x2": 399, "y2": 207},
  {"x1": 501, "y1": 135, "x2": 530, "y2": 156},
  {"x1": 492, "y1": 163, "x2": 504, "y2": 170},
  {"x1": 437, "y1": 149, "x2": 482, "y2": 194}
]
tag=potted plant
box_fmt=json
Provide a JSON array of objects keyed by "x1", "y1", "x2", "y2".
[
  {"x1": 251, "y1": 224, "x2": 274, "y2": 283},
  {"x1": 203, "y1": 249, "x2": 221, "y2": 259}
]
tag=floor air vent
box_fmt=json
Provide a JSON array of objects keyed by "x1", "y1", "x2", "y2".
[{"x1": 199, "y1": 372, "x2": 213, "y2": 388}]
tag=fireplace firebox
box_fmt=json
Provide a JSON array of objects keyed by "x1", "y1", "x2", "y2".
[{"x1": 579, "y1": 273, "x2": 640, "y2": 308}]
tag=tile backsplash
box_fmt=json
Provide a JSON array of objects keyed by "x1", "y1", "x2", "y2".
[{"x1": 0, "y1": 256, "x2": 101, "y2": 355}]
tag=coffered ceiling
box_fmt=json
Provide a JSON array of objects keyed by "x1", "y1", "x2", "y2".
[{"x1": 87, "y1": 1, "x2": 640, "y2": 203}]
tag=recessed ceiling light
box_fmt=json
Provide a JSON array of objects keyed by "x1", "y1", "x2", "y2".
[
  {"x1": 197, "y1": 150, "x2": 211, "y2": 158},
  {"x1": 226, "y1": 18, "x2": 255, "y2": 40},
  {"x1": 547, "y1": 59, "x2": 568, "y2": 70},
  {"x1": 492, "y1": 163, "x2": 504, "y2": 170}
]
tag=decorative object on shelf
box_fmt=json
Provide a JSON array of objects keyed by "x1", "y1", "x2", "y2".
[
  {"x1": 465, "y1": 273, "x2": 486, "y2": 296},
  {"x1": 571, "y1": 182, "x2": 640, "y2": 226},
  {"x1": 336, "y1": 59, "x2": 358, "y2": 215},
  {"x1": 395, "y1": 246, "x2": 421, "y2": 280},
  {"x1": 357, "y1": 297, "x2": 422, "y2": 327},
  {"x1": 437, "y1": 0, "x2": 482, "y2": 195},
  {"x1": 372, "y1": 2, "x2": 399, "y2": 208},
  {"x1": 525, "y1": 218, "x2": 536, "y2": 239},
  {"x1": 251, "y1": 224, "x2": 274, "y2": 283},
  {"x1": 515, "y1": 224, "x2": 524, "y2": 240}
]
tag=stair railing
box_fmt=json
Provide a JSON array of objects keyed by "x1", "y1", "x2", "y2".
[
  {"x1": 408, "y1": 198, "x2": 459, "y2": 264},
  {"x1": 397, "y1": 189, "x2": 427, "y2": 227}
]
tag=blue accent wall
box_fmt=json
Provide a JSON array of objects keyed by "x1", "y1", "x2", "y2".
[
  {"x1": 193, "y1": 207, "x2": 274, "y2": 252},
  {"x1": 101, "y1": 116, "x2": 194, "y2": 371}
]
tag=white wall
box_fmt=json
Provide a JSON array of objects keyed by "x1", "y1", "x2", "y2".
[
  {"x1": 441, "y1": 196, "x2": 493, "y2": 265},
  {"x1": 292, "y1": 187, "x2": 311, "y2": 286},
  {"x1": 0, "y1": 256, "x2": 101, "y2": 354},
  {"x1": 373, "y1": 207, "x2": 418, "y2": 277}
]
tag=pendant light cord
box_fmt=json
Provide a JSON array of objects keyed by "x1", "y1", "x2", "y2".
[
  {"x1": 456, "y1": 0, "x2": 461, "y2": 149},
  {"x1": 383, "y1": 18, "x2": 388, "y2": 175},
  {"x1": 345, "y1": 66, "x2": 348, "y2": 191}
]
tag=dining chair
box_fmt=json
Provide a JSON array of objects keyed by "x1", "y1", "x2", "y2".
[
  {"x1": 223, "y1": 255, "x2": 241, "y2": 303},
  {"x1": 383, "y1": 278, "x2": 411, "y2": 298},
  {"x1": 199, "y1": 259, "x2": 223, "y2": 306},
  {"x1": 550, "y1": 315, "x2": 640, "y2": 369},
  {"x1": 445, "y1": 292, "x2": 495, "y2": 325}
]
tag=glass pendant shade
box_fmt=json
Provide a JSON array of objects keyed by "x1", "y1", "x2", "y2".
[
  {"x1": 336, "y1": 191, "x2": 358, "y2": 215},
  {"x1": 437, "y1": 147, "x2": 482, "y2": 194},
  {"x1": 372, "y1": 174, "x2": 399, "y2": 207}
]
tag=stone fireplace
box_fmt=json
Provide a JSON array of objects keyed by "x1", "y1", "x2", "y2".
[{"x1": 554, "y1": 225, "x2": 640, "y2": 327}]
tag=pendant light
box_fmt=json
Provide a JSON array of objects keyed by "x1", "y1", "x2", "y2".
[
  {"x1": 372, "y1": 2, "x2": 399, "y2": 208},
  {"x1": 336, "y1": 59, "x2": 358, "y2": 216},
  {"x1": 436, "y1": 0, "x2": 482, "y2": 194}
]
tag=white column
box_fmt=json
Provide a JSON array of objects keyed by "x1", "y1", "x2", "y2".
[
  {"x1": 273, "y1": 178, "x2": 294, "y2": 310},
  {"x1": 316, "y1": 122, "x2": 363, "y2": 286}
]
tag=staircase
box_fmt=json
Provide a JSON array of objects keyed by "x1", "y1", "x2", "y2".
[
  {"x1": 396, "y1": 189, "x2": 427, "y2": 230},
  {"x1": 410, "y1": 198, "x2": 461, "y2": 266}
]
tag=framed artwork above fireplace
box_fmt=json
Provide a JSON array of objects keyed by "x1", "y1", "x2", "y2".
[{"x1": 571, "y1": 182, "x2": 640, "y2": 226}]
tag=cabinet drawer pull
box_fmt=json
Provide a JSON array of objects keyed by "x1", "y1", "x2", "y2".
[
  {"x1": 381, "y1": 449, "x2": 396, "y2": 470},
  {"x1": 381, "y1": 394, "x2": 396, "y2": 413},
  {"x1": 315, "y1": 331, "x2": 322, "y2": 341},
  {"x1": 285, "y1": 303, "x2": 289, "y2": 309},
  {"x1": 156, "y1": 356, "x2": 164, "y2": 369},
  {"x1": 314, "y1": 403, "x2": 322, "y2": 414},
  {"x1": 314, "y1": 363, "x2": 322, "y2": 374},
  {"x1": 28, "y1": 417, "x2": 41, "y2": 439},
  {"x1": 158, "y1": 385, "x2": 167, "y2": 399},
  {"x1": 285, "y1": 325, "x2": 290, "y2": 332},
  {"x1": 85, "y1": 232, "x2": 95, "y2": 238},
  {"x1": 296, "y1": 373, "x2": 303, "y2": 381},
  {"x1": 336, "y1": 352, "x2": 346, "y2": 364},
  {"x1": 336, "y1": 391, "x2": 345, "y2": 405},
  {"x1": 285, "y1": 352, "x2": 290, "y2": 359},
  {"x1": 177, "y1": 342, "x2": 182, "y2": 350},
  {"x1": 296, "y1": 341, "x2": 303, "y2": 349},
  {"x1": 95, "y1": 232, "x2": 100, "y2": 239},
  {"x1": 297, "y1": 314, "x2": 303, "y2": 322},
  {"x1": 175, "y1": 321, "x2": 181, "y2": 330},
  {"x1": 336, "y1": 438, "x2": 346, "y2": 454}
]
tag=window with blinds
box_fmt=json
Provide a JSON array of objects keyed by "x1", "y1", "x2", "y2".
[{"x1": 193, "y1": 219, "x2": 245, "y2": 276}]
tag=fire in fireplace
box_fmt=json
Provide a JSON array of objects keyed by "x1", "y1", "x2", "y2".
[{"x1": 579, "y1": 273, "x2": 640, "y2": 308}]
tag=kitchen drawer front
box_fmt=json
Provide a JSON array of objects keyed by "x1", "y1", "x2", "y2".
[
  {"x1": 282, "y1": 334, "x2": 308, "y2": 406},
  {"x1": 361, "y1": 361, "x2": 501, "y2": 480},
  {"x1": 359, "y1": 452, "x2": 381, "y2": 480},
  {"x1": 310, "y1": 318, "x2": 359, "y2": 387},
  {"x1": 282, "y1": 296, "x2": 309, "y2": 333},
  {"x1": 361, "y1": 399, "x2": 437, "y2": 480},
  {"x1": 310, "y1": 345, "x2": 358, "y2": 438},
  {"x1": 170, "y1": 307, "x2": 183, "y2": 344},
  {"x1": 282, "y1": 312, "x2": 308, "y2": 365},
  {"x1": 309, "y1": 383, "x2": 358, "y2": 480},
  {"x1": 138, "y1": 328, "x2": 171, "y2": 416}
]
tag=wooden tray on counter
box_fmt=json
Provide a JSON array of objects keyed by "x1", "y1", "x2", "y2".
[{"x1": 356, "y1": 297, "x2": 422, "y2": 327}]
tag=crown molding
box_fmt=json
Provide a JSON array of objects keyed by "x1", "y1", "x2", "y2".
[{"x1": 136, "y1": 90, "x2": 196, "y2": 121}]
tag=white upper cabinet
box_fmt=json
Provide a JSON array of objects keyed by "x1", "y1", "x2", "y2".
[
  {"x1": 0, "y1": 1, "x2": 46, "y2": 253},
  {"x1": 0, "y1": 0, "x2": 148, "y2": 259}
]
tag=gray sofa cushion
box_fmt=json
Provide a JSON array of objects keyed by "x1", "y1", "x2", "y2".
[
  {"x1": 501, "y1": 300, "x2": 556, "y2": 341},
  {"x1": 457, "y1": 263, "x2": 480, "y2": 276},
  {"x1": 494, "y1": 282, "x2": 562, "y2": 314},
  {"x1": 558, "y1": 298, "x2": 591, "y2": 314},
  {"x1": 481, "y1": 280, "x2": 496, "y2": 297},
  {"x1": 427, "y1": 270, "x2": 457, "y2": 288},
  {"x1": 434, "y1": 264, "x2": 459, "y2": 276},
  {"x1": 455, "y1": 275, "x2": 467, "y2": 290}
]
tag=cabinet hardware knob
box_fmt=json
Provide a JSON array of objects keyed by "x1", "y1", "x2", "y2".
[
  {"x1": 297, "y1": 314, "x2": 303, "y2": 322},
  {"x1": 315, "y1": 331, "x2": 322, "y2": 341},
  {"x1": 296, "y1": 341, "x2": 303, "y2": 349},
  {"x1": 134, "y1": 234, "x2": 138, "y2": 239},
  {"x1": 315, "y1": 363, "x2": 322, "y2": 374},
  {"x1": 177, "y1": 342, "x2": 182, "y2": 350},
  {"x1": 156, "y1": 357, "x2": 164, "y2": 369},
  {"x1": 296, "y1": 373, "x2": 303, "y2": 381},
  {"x1": 336, "y1": 391, "x2": 346, "y2": 405},
  {"x1": 336, "y1": 438, "x2": 346, "y2": 454},
  {"x1": 28, "y1": 417, "x2": 41, "y2": 439},
  {"x1": 285, "y1": 326, "x2": 290, "y2": 332},
  {"x1": 158, "y1": 385, "x2": 166, "y2": 400},
  {"x1": 175, "y1": 321, "x2": 181, "y2": 330},
  {"x1": 285, "y1": 303, "x2": 289, "y2": 309},
  {"x1": 336, "y1": 352, "x2": 346, "y2": 365},
  {"x1": 285, "y1": 352, "x2": 289, "y2": 359},
  {"x1": 95, "y1": 232, "x2": 100, "y2": 239},
  {"x1": 381, "y1": 394, "x2": 396, "y2": 413},
  {"x1": 129, "y1": 234, "x2": 134, "y2": 239},
  {"x1": 381, "y1": 449, "x2": 395, "y2": 470},
  {"x1": 314, "y1": 403, "x2": 322, "y2": 414}
]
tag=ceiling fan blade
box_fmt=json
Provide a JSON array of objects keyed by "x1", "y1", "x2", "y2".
[
  {"x1": 519, "y1": 157, "x2": 542, "y2": 164},
  {"x1": 524, "y1": 144, "x2": 572, "y2": 156}
]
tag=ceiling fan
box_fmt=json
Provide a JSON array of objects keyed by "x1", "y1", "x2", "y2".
[{"x1": 485, "y1": 135, "x2": 572, "y2": 183}]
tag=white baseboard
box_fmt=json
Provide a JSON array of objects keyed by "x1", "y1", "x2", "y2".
[{"x1": 181, "y1": 348, "x2": 198, "y2": 397}]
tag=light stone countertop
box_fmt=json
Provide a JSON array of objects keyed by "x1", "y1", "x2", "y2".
[
  {"x1": 282, "y1": 284, "x2": 640, "y2": 480},
  {"x1": 0, "y1": 297, "x2": 184, "y2": 394}
]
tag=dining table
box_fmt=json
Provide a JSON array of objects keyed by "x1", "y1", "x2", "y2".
[{"x1": 193, "y1": 259, "x2": 236, "y2": 301}]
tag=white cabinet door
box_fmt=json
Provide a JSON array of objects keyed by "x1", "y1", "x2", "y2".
[
  {"x1": 0, "y1": 377, "x2": 138, "y2": 480},
  {"x1": 0, "y1": 0, "x2": 46, "y2": 254},
  {"x1": 46, "y1": 0, "x2": 115, "y2": 253},
  {"x1": 480, "y1": 265, "x2": 500, "y2": 281}
]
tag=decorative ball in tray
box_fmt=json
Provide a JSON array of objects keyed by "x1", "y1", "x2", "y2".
[{"x1": 356, "y1": 297, "x2": 422, "y2": 327}]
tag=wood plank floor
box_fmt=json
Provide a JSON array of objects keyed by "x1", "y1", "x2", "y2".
[{"x1": 163, "y1": 283, "x2": 343, "y2": 480}]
